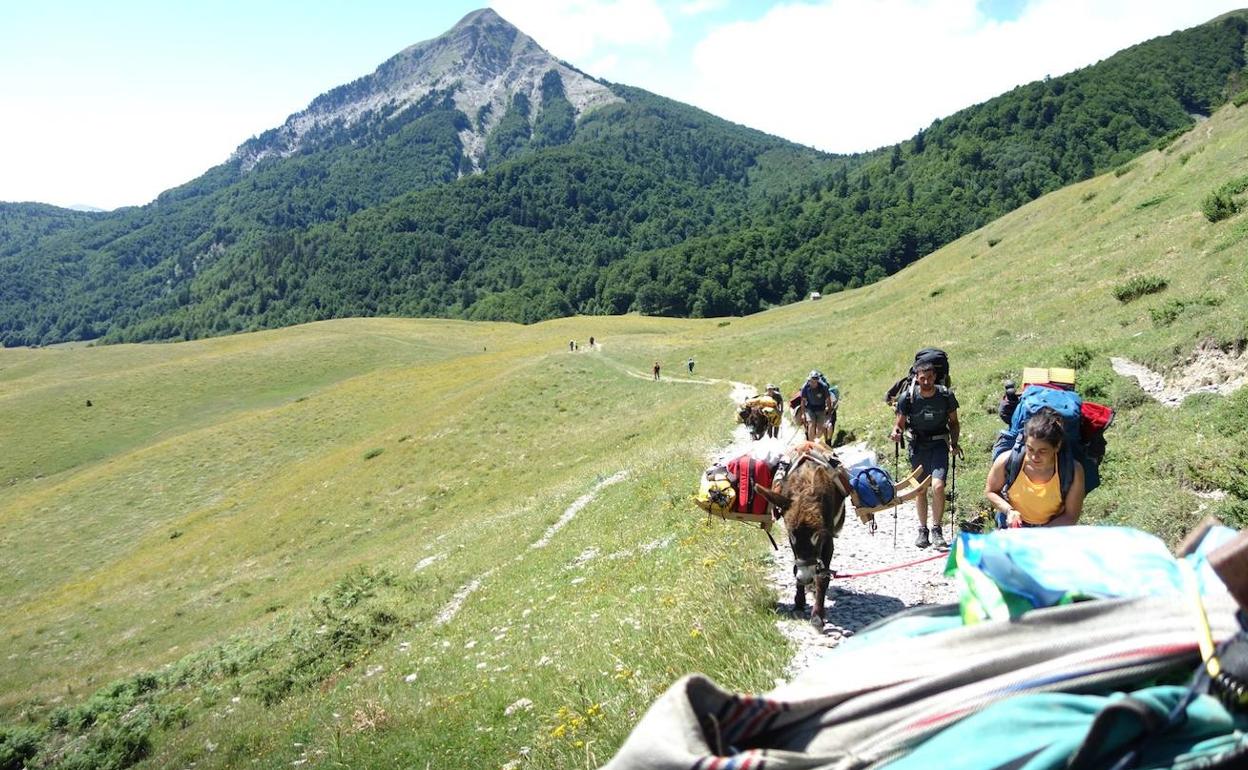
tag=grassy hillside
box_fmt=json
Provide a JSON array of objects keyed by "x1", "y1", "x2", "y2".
[{"x1": 2, "y1": 100, "x2": 1247, "y2": 769}]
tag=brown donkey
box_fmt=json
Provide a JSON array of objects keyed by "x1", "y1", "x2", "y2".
[{"x1": 755, "y1": 453, "x2": 852, "y2": 629}]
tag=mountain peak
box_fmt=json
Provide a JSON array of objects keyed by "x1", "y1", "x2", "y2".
[
  {"x1": 233, "y1": 8, "x2": 621, "y2": 172},
  {"x1": 449, "y1": 7, "x2": 509, "y2": 31}
]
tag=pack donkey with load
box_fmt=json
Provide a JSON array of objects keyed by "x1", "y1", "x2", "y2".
[{"x1": 753, "y1": 448, "x2": 856, "y2": 628}]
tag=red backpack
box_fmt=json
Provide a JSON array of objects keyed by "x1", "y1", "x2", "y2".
[{"x1": 725, "y1": 455, "x2": 776, "y2": 515}]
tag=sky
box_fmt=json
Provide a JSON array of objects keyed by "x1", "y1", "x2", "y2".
[{"x1": 1, "y1": 0, "x2": 1243, "y2": 210}]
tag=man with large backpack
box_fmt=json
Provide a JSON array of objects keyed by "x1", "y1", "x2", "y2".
[
  {"x1": 890, "y1": 360, "x2": 962, "y2": 549},
  {"x1": 800, "y1": 370, "x2": 837, "y2": 442}
]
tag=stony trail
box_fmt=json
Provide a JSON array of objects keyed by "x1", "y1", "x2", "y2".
[{"x1": 708, "y1": 384, "x2": 958, "y2": 679}]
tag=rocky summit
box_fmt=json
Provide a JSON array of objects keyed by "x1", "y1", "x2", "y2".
[{"x1": 232, "y1": 8, "x2": 621, "y2": 172}]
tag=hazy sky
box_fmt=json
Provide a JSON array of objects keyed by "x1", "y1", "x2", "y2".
[{"x1": 1, "y1": 0, "x2": 1241, "y2": 210}]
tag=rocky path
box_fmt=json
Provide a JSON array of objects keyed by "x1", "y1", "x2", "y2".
[{"x1": 709, "y1": 385, "x2": 958, "y2": 678}]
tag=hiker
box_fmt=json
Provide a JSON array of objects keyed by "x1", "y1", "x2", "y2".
[
  {"x1": 589, "y1": 336, "x2": 595, "y2": 348},
  {"x1": 765, "y1": 384, "x2": 783, "y2": 438},
  {"x1": 653, "y1": 361, "x2": 661, "y2": 381},
  {"x1": 985, "y1": 407, "x2": 1085, "y2": 528},
  {"x1": 800, "y1": 370, "x2": 836, "y2": 441},
  {"x1": 687, "y1": 357, "x2": 695, "y2": 374},
  {"x1": 569, "y1": 339, "x2": 575, "y2": 352},
  {"x1": 890, "y1": 360, "x2": 961, "y2": 549}
]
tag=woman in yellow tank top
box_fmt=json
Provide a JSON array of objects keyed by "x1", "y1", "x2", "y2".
[{"x1": 985, "y1": 407, "x2": 1085, "y2": 527}]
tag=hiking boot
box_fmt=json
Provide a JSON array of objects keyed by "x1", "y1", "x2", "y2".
[
  {"x1": 914, "y1": 526, "x2": 930, "y2": 549},
  {"x1": 930, "y1": 526, "x2": 947, "y2": 550}
]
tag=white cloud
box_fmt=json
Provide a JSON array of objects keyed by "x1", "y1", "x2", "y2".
[
  {"x1": 491, "y1": 0, "x2": 672, "y2": 61},
  {"x1": 679, "y1": 0, "x2": 1243, "y2": 153},
  {"x1": 678, "y1": 0, "x2": 727, "y2": 16}
]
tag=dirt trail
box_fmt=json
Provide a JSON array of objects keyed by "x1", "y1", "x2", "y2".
[{"x1": 708, "y1": 386, "x2": 957, "y2": 678}]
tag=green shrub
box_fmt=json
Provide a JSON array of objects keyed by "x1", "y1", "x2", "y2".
[
  {"x1": 1234, "y1": 88, "x2": 1248, "y2": 107},
  {"x1": 1154, "y1": 127, "x2": 1187, "y2": 151},
  {"x1": 1203, "y1": 190, "x2": 1238, "y2": 222},
  {"x1": 1202, "y1": 175, "x2": 1248, "y2": 222},
  {"x1": 987, "y1": 237, "x2": 1002, "y2": 247},
  {"x1": 1135, "y1": 194, "x2": 1169, "y2": 209},
  {"x1": 1076, "y1": 365, "x2": 1114, "y2": 401},
  {"x1": 1113, "y1": 275, "x2": 1168, "y2": 303},
  {"x1": 1081, "y1": 191, "x2": 1098, "y2": 203},
  {"x1": 362, "y1": 447, "x2": 384, "y2": 460},
  {"x1": 0, "y1": 725, "x2": 43, "y2": 770},
  {"x1": 1150, "y1": 294, "x2": 1221, "y2": 326},
  {"x1": 1114, "y1": 162, "x2": 1136, "y2": 177},
  {"x1": 1058, "y1": 343, "x2": 1095, "y2": 370}
]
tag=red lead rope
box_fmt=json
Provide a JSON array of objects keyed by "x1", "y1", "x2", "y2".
[{"x1": 831, "y1": 552, "x2": 946, "y2": 579}]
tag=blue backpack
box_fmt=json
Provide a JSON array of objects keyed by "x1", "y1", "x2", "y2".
[
  {"x1": 851, "y1": 465, "x2": 896, "y2": 508},
  {"x1": 991, "y1": 386, "x2": 1099, "y2": 496}
]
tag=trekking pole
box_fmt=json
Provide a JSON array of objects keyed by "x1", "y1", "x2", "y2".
[
  {"x1": 949, "y1": 448, "x2": 958, "y2": 537},
  {"x1": 892, "y1": 439, "x2": 900, "y2": 549}
]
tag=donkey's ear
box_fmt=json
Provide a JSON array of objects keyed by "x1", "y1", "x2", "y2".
[{"x1": 754, "y1": 483, "x2": 791, "y2": 510}]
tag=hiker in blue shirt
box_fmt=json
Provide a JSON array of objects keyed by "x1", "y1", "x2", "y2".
[
  {"x1": 890, "y1": 361, "x2": 962, "y2": 549},
  {"x1": 800, "y1": 370, "x2": 835, "y2": 442}
]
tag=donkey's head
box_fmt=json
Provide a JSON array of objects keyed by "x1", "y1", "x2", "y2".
[{"x1": 755, "y1": 458, "x2": 849, "y2": 586}]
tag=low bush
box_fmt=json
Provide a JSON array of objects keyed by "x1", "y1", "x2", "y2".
[
  {"x1": 1150, "y1": 294, "x2": 1221, "y2": 327},
  {"x1": 1202, "y1": 175, "x2": 1248, "y2": 223},
  {"x1": 1058, "y1": 343, "x2": 1095, "y2": 370},
  {"x1": 0, "y1": 725, "x2": 42, "y2": 770},
  {"x1": 1234, "y1": 88, "x2": 1248, "y2": 108},
  {"x1": 1113, "y1": 275, "x2": 1168, "y2": 303},
  {"x1": 1154, "y1": 127, "x2": 1187, "y2": 151}
]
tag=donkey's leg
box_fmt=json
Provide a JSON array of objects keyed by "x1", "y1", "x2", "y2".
[{"x1": 810, "y1": 574, "x2": 828, "y2": 629}]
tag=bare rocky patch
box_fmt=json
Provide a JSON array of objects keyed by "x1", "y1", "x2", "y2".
[{"x1": 1111, "y1": 341, "x2": 1248, "y2": 407}]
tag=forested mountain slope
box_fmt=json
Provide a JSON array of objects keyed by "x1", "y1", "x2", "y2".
[{"x1": 1, "y1": 11, "x2": 1245, "y2": 345}]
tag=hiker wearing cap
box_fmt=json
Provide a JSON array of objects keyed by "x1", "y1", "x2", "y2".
[
  {"x1": 765, "y1": 384, "x2": 784, "y2": 438},
  {"x1": 890, "y1": 361, "x2": 961, "y2": 549},
  {"x1": 985, "y1": 407, "x2": 1085, "y2": 528},
  {"x1": 800, "y1": 371, "x2": 835, "y2": 442},
  {"x1": 687, "y1": 357, "x2": 695, "y2": 374}
]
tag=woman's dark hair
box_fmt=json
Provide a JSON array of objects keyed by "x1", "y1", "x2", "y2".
[{"x1": 1024, "y1": 407, "x2": 1065, "y2": 448}]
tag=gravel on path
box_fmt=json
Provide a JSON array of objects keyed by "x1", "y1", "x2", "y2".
[{"x1": 710, "y1": 387, "x2": 958, "y2": 680}]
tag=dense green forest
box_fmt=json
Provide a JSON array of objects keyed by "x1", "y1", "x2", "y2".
[{"x1": 1, "y1": 13, "x2": 1246, "y2": 346}]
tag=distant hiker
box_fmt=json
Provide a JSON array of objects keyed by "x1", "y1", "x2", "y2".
[
  {"x1": 800, "y1": 370, "x2": 837, "y2": 442},
  {"x1": 589, "y1": 336, "x2": 595, "y2": 348},
  {"x1": 765, "y1": 384, "x2": 784, "y2": 438},
  {"x1": 687, "y1": 357, "x2": 695, "y2": 374},
  {"x1": 890, "y1": 359, "x2": 961, "y2": 549},
  {"x1": 985, "y1": 407, "x2": 1085, "y2": 528},
  {"x1": 569, "y1": 340, "x2": 575, "y2": 352},
  {"x1": 653, "y1": 361, "x2": 661, "y2": 381}
]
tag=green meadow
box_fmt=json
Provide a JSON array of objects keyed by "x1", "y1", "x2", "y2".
[{"x1": 2, "y1": 102, "x2": 1248, "y2": 768}]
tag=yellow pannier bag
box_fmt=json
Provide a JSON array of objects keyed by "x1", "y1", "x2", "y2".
[{"x1": 694, "y1": 465, "x2": 735, "y2": 517}]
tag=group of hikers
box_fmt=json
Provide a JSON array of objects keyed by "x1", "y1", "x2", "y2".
[{"x1": 740, "y1": 349, "x2": 1094, "y2": 549}]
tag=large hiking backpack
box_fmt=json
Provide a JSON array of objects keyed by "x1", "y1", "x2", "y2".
[
  {"x1": 991, "y1": 385, "x2": 1114, "y2": 496},
  {"x1": 885, "y1": 348, "x2": 951, "y2": 407}
]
